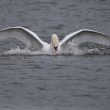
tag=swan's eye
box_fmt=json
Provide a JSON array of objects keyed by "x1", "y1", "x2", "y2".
[{"x1": 54, "y1": 46, "x2": 58, "y2": 51}]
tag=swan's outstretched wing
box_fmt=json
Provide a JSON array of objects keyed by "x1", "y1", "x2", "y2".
[
  {"x1": 0, "y1": 26, "x2": 45, "y2": 51},
  {"x1": 60, "y1": 29, "x2": 110, "y2": 49}
]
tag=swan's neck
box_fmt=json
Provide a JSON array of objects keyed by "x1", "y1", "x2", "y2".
[{"x1": 51, "y1": 34, "x2": 59, "y2": 52}]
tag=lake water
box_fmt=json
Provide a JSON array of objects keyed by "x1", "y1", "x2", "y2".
[{"x1": 0, "y1": 0, "x2": 110, "y2": 110}]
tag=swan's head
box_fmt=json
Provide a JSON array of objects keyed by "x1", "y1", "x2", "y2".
[{"x1": 51, "y1": 34, "x2": 59, "y2": 51}]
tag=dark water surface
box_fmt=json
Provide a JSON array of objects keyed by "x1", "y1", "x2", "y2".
[
  {"x1": 0, "y1": 55, "x2": 110, "y2": 110},
  {"x1": 0, "y1": 0, "x2": 110, "y2": 110}
]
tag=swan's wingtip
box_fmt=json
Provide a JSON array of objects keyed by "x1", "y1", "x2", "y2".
[
  {"x1": 75, "y1": 29, "x2": 108, "y2": 37},
  {"x1": 0, "y1": 26, "x2": 25, "y2": 31},
  {"x1": 77, "y1": 28, "x2": 103, "y2": 34}
]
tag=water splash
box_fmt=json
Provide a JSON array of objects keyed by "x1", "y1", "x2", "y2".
[
  {"x1": 1, "y1": 45, "x2": 110, "y2": 56},
  {"x1": 3, "y1": 46, "x2": 39, "y2": 56}
]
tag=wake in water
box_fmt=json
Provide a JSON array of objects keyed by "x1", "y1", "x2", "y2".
[{"x1": 0, "y1": 26, "x2": 110, "y2": 56}]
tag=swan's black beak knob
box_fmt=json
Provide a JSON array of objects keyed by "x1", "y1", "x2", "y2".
[{"x1": 54, "y1": 46, "x2": 58, "y2": 51}]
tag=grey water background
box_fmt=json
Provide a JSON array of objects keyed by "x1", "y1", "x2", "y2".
[{"x1": 0, "y1": 0, "x2": 110, "y2": 110}]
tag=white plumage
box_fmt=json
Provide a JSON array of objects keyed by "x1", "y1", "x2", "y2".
[{"x1": 0, "y1": 26, "x2": 110, "y2": 54}]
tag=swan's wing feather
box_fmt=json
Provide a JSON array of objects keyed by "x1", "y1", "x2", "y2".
[
  {"x1": 0, "y1": 26, "x2": 44, "y2": 51},
  {"x1": 60, "y1": 29, "x2": 110, "y2": 49}
]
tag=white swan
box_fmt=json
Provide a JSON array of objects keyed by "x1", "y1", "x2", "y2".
[{"x1": 0, "y1": 26, "x2": 110, "y2": 54}]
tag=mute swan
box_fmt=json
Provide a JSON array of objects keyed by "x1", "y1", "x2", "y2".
[{"x1": 0, "y1": 26, "x2": 110, "y2": 54}]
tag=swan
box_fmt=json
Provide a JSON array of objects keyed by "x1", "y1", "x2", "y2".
[{"x1": 0, "y1": 26, "x2": 110, "y2": 54}]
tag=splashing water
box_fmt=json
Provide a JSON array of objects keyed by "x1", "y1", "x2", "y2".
[
  {"x1": 3, "y1": 46, "x2": 39, "y2": 56},
  {"x1": 1, "y1": 45, "x2": 110, "y2": 56}
]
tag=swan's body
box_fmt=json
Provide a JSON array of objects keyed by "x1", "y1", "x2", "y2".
[{"x1": 0, "y1": 26, "x2": 110, "y2": 55}]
